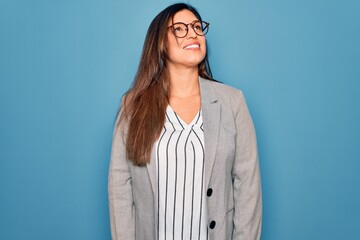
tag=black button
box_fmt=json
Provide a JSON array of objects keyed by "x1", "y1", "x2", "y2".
[
  {"x1": 207, "y1": 188, "x2": 213, "y2": 197},
  {"x1": 209, "y1": 220, "x2": 216, "y2": 229}
]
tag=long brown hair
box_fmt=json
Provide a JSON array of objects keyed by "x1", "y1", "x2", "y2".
[{"x1": 118, "y1": 3, "x2": 213, "y2": 166}]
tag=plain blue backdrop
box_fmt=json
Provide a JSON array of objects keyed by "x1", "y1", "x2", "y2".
[{"x1": 1, "y1": 0, "x2": 359, "y2": 239}]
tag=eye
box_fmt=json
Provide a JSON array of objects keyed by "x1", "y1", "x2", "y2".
[
  {"x1": 173, "y1": 24, "x2": 186, "y2": 32},
  {"x1": 193, "y1": 22, "x2": 202, "y2": 30},
  {"x1": 174, "y1": 27, "x2": 183, "y2": 32}
]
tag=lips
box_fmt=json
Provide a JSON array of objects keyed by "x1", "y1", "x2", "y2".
[{"x1": 184, "y1": 43, "x2": 200, "y2": 50}]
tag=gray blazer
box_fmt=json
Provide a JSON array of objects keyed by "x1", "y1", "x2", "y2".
[{"x1": 108, "y1": 77, "x2": 262, "y2": 240}]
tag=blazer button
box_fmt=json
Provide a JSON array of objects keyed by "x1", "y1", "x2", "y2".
[
  {"x1": 209, "y1": 220, "x2": 216, "y2": 229},
  {"x1": 207, "y1": 188, "x2": 213, "y2": 197}
]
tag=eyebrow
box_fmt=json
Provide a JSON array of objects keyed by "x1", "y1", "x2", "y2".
[{"x1": 172, "y1": 19, "x2": 200, "y2": 25}]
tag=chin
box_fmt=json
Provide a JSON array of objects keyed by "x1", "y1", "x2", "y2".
[
  {"x1": 185, "y1": 56, "x2": 205, "y2": 66},
  {"x1": 168, "y1": 54, "x2": 205, "y2": 68}
]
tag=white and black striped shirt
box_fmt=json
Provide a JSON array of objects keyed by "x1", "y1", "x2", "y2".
[{"x1": 156, "y1": 105, "x2": 208, "y2": 240}]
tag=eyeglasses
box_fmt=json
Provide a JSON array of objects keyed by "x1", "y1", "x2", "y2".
[{"x1": 168, "y1": 20, "x2": 210, "y2": 38}]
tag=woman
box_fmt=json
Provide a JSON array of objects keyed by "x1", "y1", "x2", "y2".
[{"x1": 108, "y1": 3, "x2": 262, "y2": 240}]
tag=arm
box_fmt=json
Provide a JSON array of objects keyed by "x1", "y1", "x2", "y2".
[
  {"x1": 108, "y1": 121, "x2": 135, "y2": 240},
  {"x1": 232, "y1": 91, "x2": 262, "y2": 240}
]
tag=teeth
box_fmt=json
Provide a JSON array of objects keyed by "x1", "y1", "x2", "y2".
[{"x1": 184, "y1": 44, "x2": 199, "y2": 49}]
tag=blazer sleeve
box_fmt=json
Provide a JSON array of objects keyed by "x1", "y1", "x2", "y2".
[
  {"x1": 232, "y1": 91, "x2": 262, "y2": 240},
  {"x1": 108, "y1": 120, "x2": 135, "y2": 240}
]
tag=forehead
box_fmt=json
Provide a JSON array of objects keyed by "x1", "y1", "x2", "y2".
[{"x1": 172, "y1": 9, "x2": 199, "y2": 23}]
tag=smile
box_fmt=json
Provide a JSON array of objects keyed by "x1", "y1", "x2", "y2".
[{"x1": 184, "y1": 44, "x2": 200, "y2": 50}]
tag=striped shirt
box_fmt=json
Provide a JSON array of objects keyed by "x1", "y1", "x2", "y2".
[{"x1": 156, "y1": 105, "x2": 208, "y2": 240}]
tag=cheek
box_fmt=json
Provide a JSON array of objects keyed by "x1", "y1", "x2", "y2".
[
  {"x1": 202, "y1": 44, "x2": 207, "y2": 56},
  {"x1": 199, "y1": 43, "x2": 207, "y2": 60},
  {"x1": 201, "y1": 39, "x2": 207, "y2": 53},
  {"x1": 167, "y1": 38, "x2": 183, "y2": 55}
]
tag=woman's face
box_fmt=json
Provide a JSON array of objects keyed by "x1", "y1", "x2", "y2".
[{"x1": 166, "y1": 9, "x2": 207, "y2": 69}]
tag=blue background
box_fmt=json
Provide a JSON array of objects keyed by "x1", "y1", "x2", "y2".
[{"x1": 1, "y1": 0, "x2": 359, "y2": 239}]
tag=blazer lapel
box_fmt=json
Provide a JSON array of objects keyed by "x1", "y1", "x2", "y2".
[
  {"x1": 199, "y1": 77, "x2": 221, "y2": 188},
  {"x1": 147, "y1": 150, "x2": 157, "y2": 195}
]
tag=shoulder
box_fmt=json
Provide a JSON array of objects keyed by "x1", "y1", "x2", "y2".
[
  {"x1": 204, "y1": 79, "x2": 242, "y2": 96},
  {"x1": 200, "y1": 78, "x2": 246, "y2": 108}
]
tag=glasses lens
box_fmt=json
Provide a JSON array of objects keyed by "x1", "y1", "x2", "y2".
[
  {"x1": 172, "y1": 23, "x2": 188, "y2": 38},
  {"x1": 193, "y1": 21, "x2": 209, "y2": 36},
  {"x1": 193, "y1": 21, "x2": 204, "y2": 35}
]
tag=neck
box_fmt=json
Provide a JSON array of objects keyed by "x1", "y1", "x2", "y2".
[{"x1": 168, "y1": 66, "x2": 200, "y2": 98}]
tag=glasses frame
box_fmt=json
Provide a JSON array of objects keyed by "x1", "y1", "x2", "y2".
[{"x1": 168, "y1": 20, "x2": 210, "y2": 38}]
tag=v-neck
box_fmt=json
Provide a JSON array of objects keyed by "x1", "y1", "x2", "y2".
[{"x1": 166, "y1": 105, "x2": 201, "y2": 128}]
